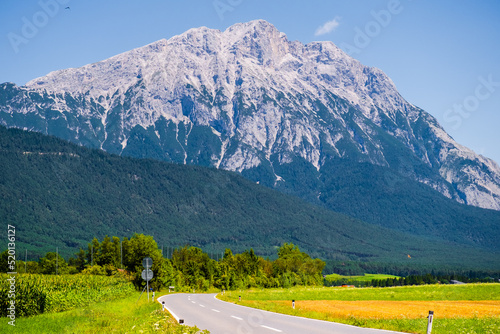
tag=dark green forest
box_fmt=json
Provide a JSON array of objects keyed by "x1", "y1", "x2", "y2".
[{"x1": 0, "y1": 126, "x2": 499, "y2": 271}]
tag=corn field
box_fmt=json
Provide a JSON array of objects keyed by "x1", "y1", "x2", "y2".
[{"x1": 0, "y1": 274, "x2": 135, "y2": 317}]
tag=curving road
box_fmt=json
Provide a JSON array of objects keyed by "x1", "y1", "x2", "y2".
[{"x1": 157, "y1": 293, "x2": 406, "y2": 334}]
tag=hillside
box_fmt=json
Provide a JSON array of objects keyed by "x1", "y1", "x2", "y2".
[
  {"x1": 1, "y1": 126, "x2": 498, "y2": 270},
  {"x1": 276, "y1": 157, "x2": 500, "y2": 251}
]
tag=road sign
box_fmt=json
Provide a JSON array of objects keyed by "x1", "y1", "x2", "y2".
[
  {"x1": 142, "y1": 257, "x2": 153, "y2": 268},
  {"x1": 141, "y1": 269, "x2": 154, "y2": 281},
  {"x1": 138, "y1": 259, "x2": 154, "y2": 303}
]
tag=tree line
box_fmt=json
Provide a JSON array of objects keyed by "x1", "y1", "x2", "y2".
[
  {"x1": 324, "y1": 273, "x2": 499, "y2": 288},
  {"x1": 323, "y1": 260, "x2": 500, "y2": 278},
  {"x1": 0, "y1": 234, "x2": 325, "y2": 291}
]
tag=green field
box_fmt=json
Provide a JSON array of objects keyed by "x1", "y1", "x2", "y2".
[
  {"x1": 219, "y1": 284, "x2": 500, "y2": 334},
  {"x1": 325, "y1": 273, "x2": 399, "y2": 283},
  {"x1": 227, "y1": 283, "x2": 500, "y2": 301}
]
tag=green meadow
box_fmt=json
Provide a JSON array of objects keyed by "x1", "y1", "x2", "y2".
[
  {"x1": 324, "y1": 273, "x2": 399, "y2": 283},
  {"x1": 225, "y1": 283, "x2": 500, "y2": 301}
]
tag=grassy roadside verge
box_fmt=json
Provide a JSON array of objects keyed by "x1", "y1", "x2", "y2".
[
  {"x1": 0, "y1": 292, "x2": 208, "y2": 333},
  {"x1": 218, "y1": 284, "x2": 500, "y2": 334}
]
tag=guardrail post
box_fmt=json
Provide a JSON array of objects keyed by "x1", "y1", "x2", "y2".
[
  {"x1": 427, "y1": 310, "x2": 434, "y2": 334},
  {"x1": 292, "y1": 300, "x2": 295, "y2": 309}
]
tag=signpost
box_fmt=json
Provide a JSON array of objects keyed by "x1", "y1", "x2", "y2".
[{"x1": 139, "y1": 257, "x2": 153, "y2": 302}]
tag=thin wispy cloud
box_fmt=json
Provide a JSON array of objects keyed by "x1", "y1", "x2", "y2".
[{"x1": 315, "y1": 17, "x2": 341, "y2": 36}]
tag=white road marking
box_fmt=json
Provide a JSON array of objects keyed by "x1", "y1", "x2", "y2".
[
  {"x1": 191, "y1": 301, "x2": 196, "y2": 304},
  {"x1": 199, "y1": 304, "x2": 205, "y2": 308},
  {"x1": 211, "y1": 309, "x2": 220, "y2": 312},
  {"x1": 261, "y1": 325, "x2": 283, "y2": 332},
  {"x1": 231, "y1": 316, "x2": 243, "y2": 320}
]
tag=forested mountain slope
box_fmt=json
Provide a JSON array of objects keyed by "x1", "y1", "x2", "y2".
[{"x1": 1, "y1": 126, "x2": 498, "y2": 270}]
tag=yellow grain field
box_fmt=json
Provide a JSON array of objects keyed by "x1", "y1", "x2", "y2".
[{"x1": 274, "y1": 300, "x2": 500, "y2": 319}]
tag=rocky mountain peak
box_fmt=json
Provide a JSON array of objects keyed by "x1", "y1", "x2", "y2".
[{"x1": 3, "y1": 20, "x2": 500, "y2": 211}]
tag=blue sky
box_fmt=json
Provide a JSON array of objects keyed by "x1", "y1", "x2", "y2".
[{"x1": 1, "y1": 0, "x2": 499, "y2": 163}]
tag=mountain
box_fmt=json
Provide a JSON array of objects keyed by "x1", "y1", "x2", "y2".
[
  {"x1": 1, "y1": 20, "x2": 499, "y2": 242},
  {"x1": 0, "y1": 125, "x2": 498, "y2": 270}
]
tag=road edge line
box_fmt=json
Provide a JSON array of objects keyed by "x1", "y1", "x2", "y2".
[{"x1": 157, "y1": 295, "x2": 180, "y2": 323}]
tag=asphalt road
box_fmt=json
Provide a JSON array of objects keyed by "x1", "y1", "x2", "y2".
[{"x1": 157, "y1": 293, "x2": 406, "y2": 334}]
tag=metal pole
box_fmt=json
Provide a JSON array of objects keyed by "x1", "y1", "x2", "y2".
[
  {"x1": 120, "y1": 241, "x2": 123, "y2": 269},
  {"x1": 147, "y1": 279, "x2": 149, "y2": 302},
  {"x1": 56, "y1": 247, "x2": 58, "y2": 275},
  {"x1": 136, "y1": 285, "x2": 147, "y2": 303},
  {"x1": 427, "y1": 310, "x2": 434, "y2": 334}
]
